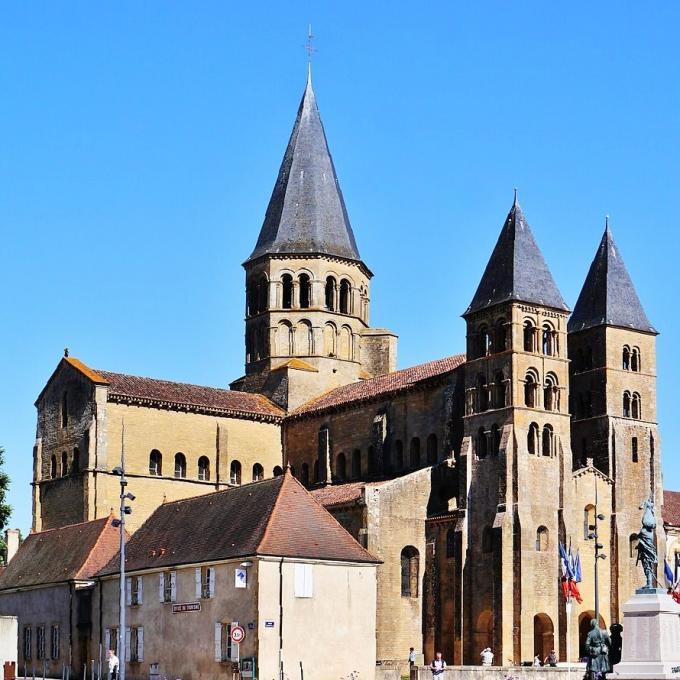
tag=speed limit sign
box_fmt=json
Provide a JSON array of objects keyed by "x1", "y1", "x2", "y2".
[{"x1": 230, "y1": 625, "x2": 246, "y2": 644}]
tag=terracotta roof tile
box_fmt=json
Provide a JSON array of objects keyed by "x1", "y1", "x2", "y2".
[
  {"x1": 0, "y1": 516, "x2": 120, "y2": 590},
  {"x1": 664, "y1": 490, "x2": 680, "y2": 527},
  {"x1": 310, "y1": 480, "x2": 389, "y2": 507},
  {"x1": 95, "y1": 368, "x2": 284, "y2": 421},
  {"x1": 99, "y1": 471, "x2": 378, "y2": 575},
  {"x1": 290, "y1": 354, "x2": 466, "y2": 417}
]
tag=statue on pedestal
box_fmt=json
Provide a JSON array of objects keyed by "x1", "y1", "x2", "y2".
[
  {"x1": 585, "y1": 619, "x2": 611, "y2": 679},
  {"x1": 635, "y1": 496, "x2": 658, "y2": 591}
]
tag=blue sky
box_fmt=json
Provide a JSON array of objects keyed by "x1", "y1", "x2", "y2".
[{"x1": 1, "y1": 2, "x2": 678, "y2": 532}]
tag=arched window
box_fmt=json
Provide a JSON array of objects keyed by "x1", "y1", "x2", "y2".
[
  {"x1": 149, "y1": 450, "x2": 162, "y2": 476},
  {"x1": 297, "y1": 320, "x2": 313, "y2": 356},
  {"x1": 584, "y1": 505, "x2": 596, "y2": 540},
  {"x1": 542, "y1": 323, "x2": 556, "y2": 356},
  {"x1": 298, "y1": 274, "x2": 311, "y2": 309},
  {"x1": 336, "y1": 453, "x2": 346, "y2": 481},
  {"x1": 631, "y1": 347, "x2": 641, "y2": 372},
  {"x1": 198, "y1": 456, "x2": 210, "y2": 481},
  {"x1": 400, "y1": 546, "x2": 420, "y2": 597},
  {"x1": 523, "y1": 320, "x2": 536, "y2": 352},
  {"x1": 494, "y1": 371, "x2": 506, "y2": 408},
  {"x1": 622, "y1": 346, "x2": 631, "y2": 370},
  {"x1": 410, "y1": 438, "x2": 421, "y2": 469},
  {"x1": 278, "y1": 321, "x2": 293, "y2": 357},
  {"x1": 477, "y1": 374, "x2": 488, "y2": 412},
  {"x1": 325, "y1": 276, "x2": 337, "y2": 311},
  {"x1": 50, "y1": 454, "x2": 57, "y2": 479},
  {"x1": 273, "y1": 466, "x2": 283, "y2": 477},
  {"x1": 351, "y1": 449, "x2": 361, "y2": 479},
  {"x1": 632, "y1": 393, "x2": 641, "y2": 420},
  {"x1": 257, "y1": 276, "x2": 268, "y2": 313},
  {"x1": 281, "y1": 274, "x2": 293, "y2": 309},
  {"x1": 174, "y1": 452, "x2": 187, "y2": 478},
  {"x1": 72, "y1": 447, "x2": 80, "y2": 473},
  {"x1": 478, "y1": 325, "x2": 491, "y2": 357},
  {"x1": 524, "y1": 371, "x2": 538, "y2": 408},
  {"x1": 394, "y1": 440, "x2": 404, "y2": 470},
  {"x1": 536, "y1": 526, "x2": 549, "y2": 551},
  {"x1": 544, "y1": 373, "x2": 559, "y2": 412},
  {"x1": 300, "y1": 463, "x2": 309, "y2": 487},
  {"x1": 491, "y1": 424, "x2": 500, "y2": 456},
  {"x1": 368, "y1": 446, "x2": 377, "y2": 475},
  {"x1": 527, "y1": 422, "x2": 539, "y2": 455},
  {"x1": 446, "y1": 529, "x2": 456, "y2": 558},
  {"x1": 61, "y1": 392, "x2": 68, "y2": 428},
  {"x1": 542, "y1": 425, "x2": 554, "y2": 457},
  {"x1": 252, "y1": 463, "x2": 264, "y2": 482},
  {"x1": 426, "y1": 434, "x2": 438, "y2": 465},
  {"x1": 495, "y1": 318, "x2": 507, "y2": 352},
  {"x1": 246, "y1": 328, "x2": 255, "y2": 363},
  {"x1": 247, "y1": 281, "x2": 258, "y2": 316},
  {"x1": 230, "y1": 460, "x2": 242, "y2": 485},
  {"x1": 482, "y1": 527, "x2": 493, "y2": 553},
  {"x1": 339, "y1": 279, "x2": 351, "y2": 314},
  {"x1": 629, "y1": 533, "x2": 638, "y2": 558},
  {"x1": 338, "y1": 325, "x2": 352, "y2": 360},
  {"x1": 632, "y1": 437, "x2": 638, "y2": 463},
  {"x1": 623, "y1": 391, "x2": 631, "y2": 418},
  {"x1": 323, "y1": 322, "x2": 337, "y2": 357},
  {"x1": 61, "y1": 451, "x2": 68, "y2": 477},
  {"x1": 477, "y1": 427, "x2": 488, "y2": 459}
]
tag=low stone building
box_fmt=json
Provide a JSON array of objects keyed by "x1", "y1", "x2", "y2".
[
  {"x1": 95, "y1": 470, "x2": 379, "y2": 680},
  {"x1": 0, "y1": 516, "x2": 120, "y2": 677}
]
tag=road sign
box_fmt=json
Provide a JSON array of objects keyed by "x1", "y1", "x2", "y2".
[{"x1": 231, "y1": 625, "x2": 246, "y2": 644}]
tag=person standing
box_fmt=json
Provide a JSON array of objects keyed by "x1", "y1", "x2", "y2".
[
  {"x1": 430, "y1": 652, "x2": 446, "y2": 677},
  {"x1": 108, "y1": 649, "x2": 119, "y2": 680},
  {"x1": 480, "y1": 647, "x2": 494, "y2": 666},
  {"x1": 409, "y1": 647, "x2": 417, "y2": 670},
  {"x1": 533, "y1": 655, "x2": 542, "y2": 667}
]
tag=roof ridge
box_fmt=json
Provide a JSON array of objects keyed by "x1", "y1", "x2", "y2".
[
  {"x1": 28, "y1": 515, "x2": 110, "y2": 537},
  {"x1": 255, "y1": 470, "x2": 291, "y2": 553},
  {"x1": 159, "y1": 476, "x2": 284, "y2": 510}
]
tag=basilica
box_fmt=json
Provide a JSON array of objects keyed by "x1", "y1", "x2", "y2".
[{"x1": 25, "y1": 70, "x2": 675, "y2": 671}]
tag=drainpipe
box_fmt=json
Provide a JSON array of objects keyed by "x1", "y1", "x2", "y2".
[{"x1": 279, "y1": 558, "x2": 284, "y2": 680}]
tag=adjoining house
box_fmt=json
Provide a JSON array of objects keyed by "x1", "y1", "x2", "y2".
[
  {"x1": 0, "y1": 516, "x2": 120, "y2": 677},
  {"x1": 95, "y1": 469, "x2": 379, "y2": 680}
]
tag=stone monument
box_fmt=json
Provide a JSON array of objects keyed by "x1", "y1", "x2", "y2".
[{"x1": 609, "y1": 497, "x2": 680, "y2": 679}]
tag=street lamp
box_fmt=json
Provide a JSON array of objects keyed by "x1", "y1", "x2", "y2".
[
  {"x1": 586, "y1": 478, "x2": 607, "y2": 627},
  {"x1": 112, "y1": 462, "x2": 134, "y2": 680}
]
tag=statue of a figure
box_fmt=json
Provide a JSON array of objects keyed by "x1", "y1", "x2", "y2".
[
  {"x1": 585, "y1": 618, "x2": 611, "y2": 679},
  {"x1": 636, "y1": 497, "x2": 658, "y2": 590},
  {"x1": 608, "y1": 623, "x2": 623, "y2": 667}
]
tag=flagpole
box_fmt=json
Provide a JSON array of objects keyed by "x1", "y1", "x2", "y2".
[{"x1": 565, "y1": 598, "x2": 572, "y2": 680}]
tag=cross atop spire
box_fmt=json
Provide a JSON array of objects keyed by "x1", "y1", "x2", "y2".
[{"x1": 304, "y1": 24, "x2": 316, "y2": 82}]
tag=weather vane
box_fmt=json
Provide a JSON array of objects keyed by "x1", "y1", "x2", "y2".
[{"x1": 304, "y1": 24, "x2": 317, "y2": 66}]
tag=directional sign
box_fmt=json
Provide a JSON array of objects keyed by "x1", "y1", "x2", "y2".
[{"x1": 231, "y1": 625, "x2": 246, "y2": 644}]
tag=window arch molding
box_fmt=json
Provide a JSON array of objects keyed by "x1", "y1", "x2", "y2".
[
  {"x1": 198, "y1": 456, "x2": 210, "y2": 481},
  {"x1": 174, "y1": 452, "x2": 187, "y2": 479},
  {"x1": 524, "y1": 369, "x2": 539, "y2": 408},
  {"x1": 523, "y1": 319, "x2": 537, "y2": 352},
  {"x1": 536, "y1": 526, "x2": 549, "y2": 551},
  {"x1": 149, "y1": 450, "x2": 162, "y2": 476},
  {"x1": 400, "y1": 546, "x2": 420, "y2": 597},
  {"x1": 544, "y1": 372, "x2": 559, "y2": 412}
]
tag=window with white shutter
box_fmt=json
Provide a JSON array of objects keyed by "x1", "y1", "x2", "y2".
[
  {"x1": 170, "y1": 571, "x2": 177, "y2": 602},
  {"x1": 137, "y1": 628, "x2": 144, "y2": 662},
  {"x1": 137, "y1": 576, "x2": 143, "y2": 605},
  {"x1": 160, "y1": 572, "x2": 175, "y2": 603},
  {"x1": 159, "y1": 573, "x2": 165, "y2": 602},
  {"x1": 214, "y1": 623, "x2": 222, "y2": 662},
  {"x1": 125, "y1": 578, "x2": 132, "y2": 606},
  {"x1": 195, "y1": 568, "x2": 202, "y2": 599},
  {"x1": 198, "y1": 566, "x2": 213, "y2": 599},
  {"x1": 294, "y1": 564, "x2": 313, "y2": 598},
  {"x1": 208, "y1": 567, "x2": 215, "y2": 598},
  {"x1": 124, "y1": 627, "x2": 131, "y2": 662}
]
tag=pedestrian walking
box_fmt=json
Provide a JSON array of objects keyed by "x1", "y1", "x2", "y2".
[
  {"x1": 408, "y1": 647, "x2": 417, "y2": 670},
  {"x1": 107, "y1": 650, "x2": 119, "y2": 680}
]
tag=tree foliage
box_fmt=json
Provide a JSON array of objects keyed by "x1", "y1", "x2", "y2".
[{"x1": 0, "y1": 447, "x2": 11, "y2": 564}]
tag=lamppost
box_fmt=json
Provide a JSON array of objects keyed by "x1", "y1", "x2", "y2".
[
  {"x1": 586, "y1": 476, "x2": 607, "y2": 626},
  {"x1": 112, "y1": 463, "x2": 135, "y2": 680}
]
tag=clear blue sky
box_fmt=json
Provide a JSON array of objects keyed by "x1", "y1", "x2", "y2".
[{"x1": 1, "y1": 2, "x2": 678, "y2": 533}]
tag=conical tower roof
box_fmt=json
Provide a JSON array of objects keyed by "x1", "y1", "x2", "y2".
[
  {"x1": 464, "y1": 196, "x2": 568, "y2": 316},
  {"x1": 247, "y1": 73, "x2": 361, "y2": 264},
  {"x1": 568, "y1": 223, "x2": 656, "y2": 334}
]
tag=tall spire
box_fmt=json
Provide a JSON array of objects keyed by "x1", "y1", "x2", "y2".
[
  {"x1": 464, "y1": 195, "x2": 568, "y2": 316},
  {"x1": 568, "y1": 221, "x2": 656, "y2": 334},
  {"x1": 246, "y1": 75, "x2": 361, "y2": 264}
]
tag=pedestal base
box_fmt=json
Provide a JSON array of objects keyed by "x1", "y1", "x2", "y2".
[{"x1": 608, "y1": 592, "x2": 680, "y2": 680}]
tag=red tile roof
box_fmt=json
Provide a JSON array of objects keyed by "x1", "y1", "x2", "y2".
[
  {"x1": 311, "y1": 480, "x2": 390, "y2": 508},
  {"x1": 99, "y1": 471, "x2": 378, "y2": 575},
  {"x1": 290, "y1": 354, "x2": 466, "y2": 417},
  {"x1": 664, "y1": 490, "x2": 680, "y2": 527},
  {"x1": 97, "y1": 368, "x2": 284, "y2": 421},
  {"x1": 0, "y1": 516, "x2": 121, "y2": 590}
]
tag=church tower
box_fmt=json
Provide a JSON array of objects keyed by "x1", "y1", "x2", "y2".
[
  {"x1": 231, "y1": 72, "x2": 396, "y2": 410},
  {"x1": 458, "y1": 195, "x2": 572, "y2": 664},
  {"x1": 568, "y1": 221, "x2": 662, "y2": 620}
]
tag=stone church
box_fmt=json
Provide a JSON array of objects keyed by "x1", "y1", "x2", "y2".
[{"x1": 31, "y1": 71, "x2": 667, "y2": 667}]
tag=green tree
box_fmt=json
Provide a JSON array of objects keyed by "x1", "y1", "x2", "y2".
[{"x1": 0, "y1": 447, "x2": 12, "y2": 564}]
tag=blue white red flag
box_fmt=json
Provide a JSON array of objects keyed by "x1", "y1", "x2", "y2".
[
  {"x1": 664, "y1": 559, "x2": 674, "y2": 588},
  {"x1": 575, "y1": 550, "x2": 583, "y2": 583}
]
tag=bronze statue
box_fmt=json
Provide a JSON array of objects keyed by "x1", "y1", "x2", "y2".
[
  {"x1": 585, "y1": 618, "x2": 611, "y2": 679},
  {"x1": 636, "y1": 496, "x2": 658, "y2": 590}
]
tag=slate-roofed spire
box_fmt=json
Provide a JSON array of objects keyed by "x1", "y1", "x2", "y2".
[
  {"x1": 464, "y1": 195, "x2": 568, "y2": 316},
  {"x1": 568, "y1": 220, "x2": 656, "y2": 334},
  {"x1": 247, "y1": 73, "x2": 361, "y2": 263}
]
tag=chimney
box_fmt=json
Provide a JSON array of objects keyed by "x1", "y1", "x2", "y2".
[{"x1": 5, "y1": 530, "x2": 19, "y2": 563}]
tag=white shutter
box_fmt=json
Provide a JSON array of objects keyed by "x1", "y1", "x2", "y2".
[
  {"x1": 124, "y1": 627, "x2": 131, "y2": 662},
  {"x1": 195, "y1": 568, "x2": 202, "y2": 599},
  {"x1": 305, "y1": 564, "x2": 313, "y2": 597},
  {"x1": 230, "y1": 622, "x2": 239, "y2": 662},
  {"x1": 208, "y1": 567, "x2": 215, "y2": 598},
  {"x1": 170, "y1": 571, "x2": 177, "y2": 602},
  {"x1": 214, "y1": 623, "x2": 222, "y2": 662},
  {"x1": 104, "y1": 629, "x2": 110, "y2": 653},
  {"x1": 294, "y1": 564, "x2": 304, "y2": 597},
  {"x1": 137, "y1": 628, "x2": 143, "y2": 662},
  {"x1": 137, "y1": 576, "x2": 143, "y2": 605},
  {"x1": 125, "y1": 578, "x2": 132, "y2": 606},
  {"x1": 159, "y1": 573, "x2": 165, "y2": 602}
]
